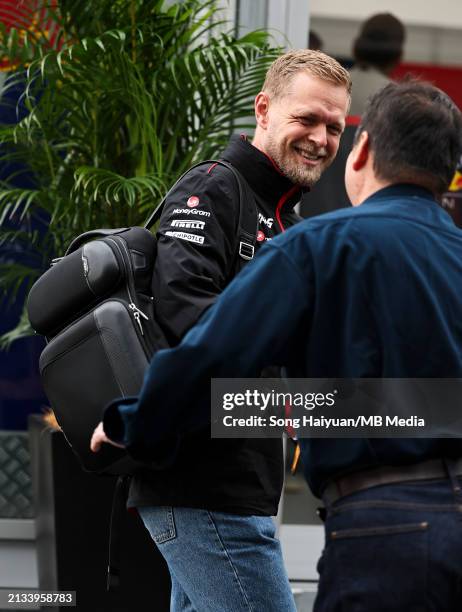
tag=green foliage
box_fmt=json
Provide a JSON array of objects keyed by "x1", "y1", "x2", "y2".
[{"x1": 0, "y1": 0, "x2": 280, "y2": 346}]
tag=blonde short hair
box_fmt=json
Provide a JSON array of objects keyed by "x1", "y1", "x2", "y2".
[{"x1": 263, "y1": 49, "x2": 352, "y2": 100}]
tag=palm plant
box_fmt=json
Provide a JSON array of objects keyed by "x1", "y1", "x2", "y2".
[{"x1": 0, "y1": 0, "x2": 279, "y2": 346}]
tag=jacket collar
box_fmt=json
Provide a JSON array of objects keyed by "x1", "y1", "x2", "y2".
[
  {"x1": 221, "y1": 134, "x2": 303, "y2": 211},
  {"x1": 360, "y1": 183, "x2": 457, "y2": 228},
  {"x1": 363, "y1": 184, "x2": 436, "y2": 204}
]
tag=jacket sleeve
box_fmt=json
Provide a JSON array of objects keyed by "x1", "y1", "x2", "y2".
[
  {"x1": 152, "y1": 163, "x2": 240, "y2": 345},
  {"x1": 103, "y1": 239, "x2": 313, "y2": 463}
]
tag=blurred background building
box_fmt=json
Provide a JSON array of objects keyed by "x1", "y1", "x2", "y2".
[{"x1": 1, "y1": 2, "x2": 461, "y2": 610}]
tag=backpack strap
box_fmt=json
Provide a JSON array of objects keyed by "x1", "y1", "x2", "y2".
[
  {"x1": 213, "y1": 160, "x2": 258, "y2": 273},
  {"x1": 143, "y1": 160, "x2": 258, "y2": 269},
  {"x1": 106, "y1": 474, "x2": 131, "y2": 591},
  {"x1": 143, "y1": 160, "x2": 221, "y2": 230}
]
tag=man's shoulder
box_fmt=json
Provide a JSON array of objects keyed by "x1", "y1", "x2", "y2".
[
  {"x1": 298, "y1": 193, "x2": 422, "y2": 229},
  {"x1": 173, "y1": 160, "x2": 242, "y2": 193},
  {"x1": 286, "y1": 191, "x2": 448, "y2": 251},
  {"x1": 279, "y1": 200, "x2": 393, "y2": 250},
  {"x1": 160, "y1": 161, "x2": 242, "y2": 219},
  {"x1": 292, "y1": 204, "x2": 370, "y2": 234}
]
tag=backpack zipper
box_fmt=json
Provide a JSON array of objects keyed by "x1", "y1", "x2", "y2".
[
  {"x1": 107, "y1": 236, "x2": 149, "y2": 337},
  {"x1": 42, "y1": 298, "x2": 152, "y2": 367}
]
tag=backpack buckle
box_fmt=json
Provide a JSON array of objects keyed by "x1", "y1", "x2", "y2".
[{"x1": 239, "y1": 241, "x2": 254, "y2": 261}]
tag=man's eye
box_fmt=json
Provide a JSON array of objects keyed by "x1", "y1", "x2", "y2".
[{"x1": 328, "y1": 126, "x2": 342, "y2": 135}]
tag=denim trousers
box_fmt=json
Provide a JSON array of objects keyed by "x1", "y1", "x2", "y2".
[
  {"x1": 138, "y1": 506, "x2": 296, "y2": 612},
  {"x1": 314, "y1": 469, "x2": 462, "y2": 612}
]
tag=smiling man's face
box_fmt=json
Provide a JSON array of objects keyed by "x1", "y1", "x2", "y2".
[{"x1": 254, "y1": 71, "x2": 350, "y2": 187}]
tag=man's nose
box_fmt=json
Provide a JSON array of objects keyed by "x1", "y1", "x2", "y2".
[{"x1": 308, "y1": 124, "x2": 328, "y2": 148}]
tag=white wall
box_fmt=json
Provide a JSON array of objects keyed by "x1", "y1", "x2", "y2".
[
  {"x1": 234, "y1": 0, "x2": 311, "y2": 49},
  {"x1": 267, "y1": 0, "x2": 310, "y2": 48},
  {"x1": 310, "y1": 0, "x2": 462, "y2": 30},
  {"x1": 232, "y1": 1, "x2": 462, "y2": 66},
  {"x1": 311, "y1": 16, "x2": 462, "y2": 66}
]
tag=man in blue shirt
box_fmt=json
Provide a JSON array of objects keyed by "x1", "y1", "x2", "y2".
[{"x1": 93, "y1": 80, "x2": 462, "y2": 609}]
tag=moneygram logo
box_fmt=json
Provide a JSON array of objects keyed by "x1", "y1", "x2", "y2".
[{"x1": 172, "y1": 208, "x2": 211, "y2": 217}]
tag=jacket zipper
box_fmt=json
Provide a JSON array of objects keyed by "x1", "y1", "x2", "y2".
[{"x1": 275, "y1": 185, "x2": 300, "y2": 232}]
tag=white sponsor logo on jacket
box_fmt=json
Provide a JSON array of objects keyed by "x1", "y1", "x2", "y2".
[
  {"x1": 165, "y1": 231, "x2": 205, "y2": 245},
  {"x1": 258, "y1": 213, "x2": 274, "y2": 228},
  {"x1": 171, "y1": 219, "x2": 205, "y2": 230},
  {"x1": 172, "y1": 208, "x2": 211, "y2": 217}
]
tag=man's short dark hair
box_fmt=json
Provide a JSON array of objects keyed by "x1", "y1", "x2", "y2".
[
  {"x1": 355, "y1": 80, "x2": 462, "y2": 196},
  {"x1": 353, "y1": 13, "x2": 405, "y2": 72}
]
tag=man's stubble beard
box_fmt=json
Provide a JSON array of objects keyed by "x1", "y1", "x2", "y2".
[{"x1": 265, "y1": 134, "x2": 332, "y2": 188}]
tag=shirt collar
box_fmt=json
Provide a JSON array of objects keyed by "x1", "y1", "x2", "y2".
[{"x1": 362, "y1": 184, "x2": 436, "y2": 205}]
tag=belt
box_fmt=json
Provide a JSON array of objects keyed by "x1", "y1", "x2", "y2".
[{"x1": 323, "y1": 457, "x2": 462, "y2": 505}]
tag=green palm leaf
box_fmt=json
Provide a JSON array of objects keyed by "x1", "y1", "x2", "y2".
[{"x1": 0, "y1": 0, "x2": 280, "y2": 345}]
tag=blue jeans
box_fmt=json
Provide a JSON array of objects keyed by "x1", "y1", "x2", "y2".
[
  {"x1": 314, "y1": 471, "x2": 462, "y2": 611},
  {"x1": 138, "y1": 506, "x2": 296, "y2": 612}
]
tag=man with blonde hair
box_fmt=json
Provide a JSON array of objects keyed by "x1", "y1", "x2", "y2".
[
  {"x1": 92, "y1": 49, "x2": 351, "y2": 612},
  {"x1": 255, "y1": 49, "x2": 351, "y2": 188}
]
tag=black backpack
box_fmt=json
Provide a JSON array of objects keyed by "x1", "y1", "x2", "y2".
[{"x1": 27, "y1": 160, "x2": 258, "y2": 475}]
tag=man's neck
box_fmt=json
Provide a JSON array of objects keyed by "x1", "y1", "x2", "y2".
[{"x1": 353, "y1": 176, "x2": 391, "y2": 206}]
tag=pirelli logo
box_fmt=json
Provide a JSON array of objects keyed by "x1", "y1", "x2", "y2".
[
  {"x1": 171, "y1": 219, "x2": 205, "y2": 230},
  {"x1": 165, "y1": 231, "x2": 205, "y2": 245}
]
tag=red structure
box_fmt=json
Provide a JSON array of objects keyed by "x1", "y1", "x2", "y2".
[
  {"x1": 0, "y1": 0, "x2": 60, "y2": 71},
  {"x1": 392, "y1": 62, "x2": 462, "y2": 111}
]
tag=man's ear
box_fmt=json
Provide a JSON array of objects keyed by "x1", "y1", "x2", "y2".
[
  {"x1": 351, "y1": 130, "x2": 370, "y2": 171},
  {"x1": 254, "y1": 92, "x2": 270, "y2": 129}
]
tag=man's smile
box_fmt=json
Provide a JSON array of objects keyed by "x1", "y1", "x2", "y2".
[{"x1": 293, "y1": 145, "x2": 326, "y2": 164}]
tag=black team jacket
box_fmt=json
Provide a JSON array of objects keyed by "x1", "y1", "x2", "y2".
[{"x1": 127, "y1": 134, "x2": 302, "y2": 515}]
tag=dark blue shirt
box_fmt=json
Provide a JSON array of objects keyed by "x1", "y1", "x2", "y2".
[{"x1": 105, "y1": 184, "x2": 462, "y2": 497}]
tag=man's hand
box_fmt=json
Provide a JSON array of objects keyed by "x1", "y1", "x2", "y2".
[{"x1": 90, "y1": 421, "x2": 126, "y2": 453}]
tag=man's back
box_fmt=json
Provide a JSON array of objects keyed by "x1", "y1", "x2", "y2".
[
  {"x1": 286, "y1": 184, "x2": 462, "y2": 494},
  {"x1": 295, "y1": 183, "x2": 462, "y2": 379}
]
